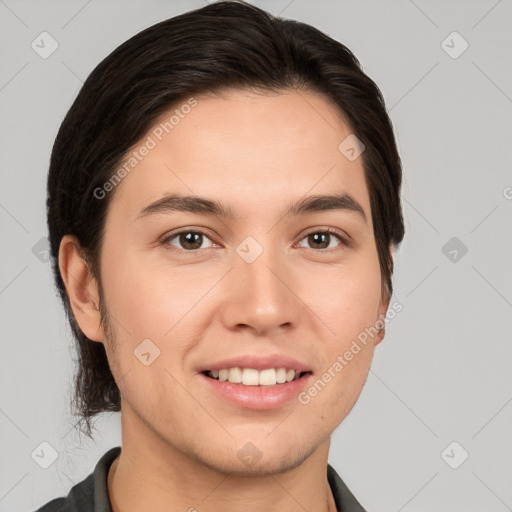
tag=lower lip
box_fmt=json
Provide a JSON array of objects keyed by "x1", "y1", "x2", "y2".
[{"x1": 199, "y1": 372, "x2": 313, "y2": 410}]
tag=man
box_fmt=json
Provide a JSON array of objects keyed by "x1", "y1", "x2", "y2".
[{"x1": 38, "y1": 1, "x2": 404, "y2": 510}]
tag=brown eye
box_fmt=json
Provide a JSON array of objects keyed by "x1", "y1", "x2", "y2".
[
  {"x1": 163, "y1": 230, "x2": 214, "y2": 251},
  {"x1": 297, "y1": 229, "x2": 346, "y2": 251}
]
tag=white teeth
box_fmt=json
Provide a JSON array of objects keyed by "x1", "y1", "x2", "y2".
[
  {"x1": 206, "y1": 367, "x2": 305, "y2": 386},
  {"x1": 242, "y1": 368, "x2": 259, "y2": 386},
  {"x1": 228, "y1": 367, "x2": 242, "y2": 383},
  {"x1": 258, "y1": 368, "x2": 276, "y2": 386},
  {"x1": 276, "y1": 367, "x2": 287, "y2": 383}
]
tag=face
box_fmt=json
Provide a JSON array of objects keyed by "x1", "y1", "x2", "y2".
[{"x1": 70, "y1": 88, "x2": 389, "y2": 476}]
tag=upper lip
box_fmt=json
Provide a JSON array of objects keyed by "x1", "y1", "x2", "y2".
[{"x1": 199, "y1": 354, "x2": 312, "y2": 373}]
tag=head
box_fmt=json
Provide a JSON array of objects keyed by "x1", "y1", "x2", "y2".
[{"x1": 48, "y1": 0, "x2": 404, "y2": 472}]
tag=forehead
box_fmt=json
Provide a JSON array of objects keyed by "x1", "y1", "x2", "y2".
[{"x1": 107, "y1": 88, "x2": 371, "y2": 224}]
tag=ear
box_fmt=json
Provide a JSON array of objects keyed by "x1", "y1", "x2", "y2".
[
  {"x1": 58, "y1": 235, "x2": 105, "y2": 342},
  {"x1": 374, "y1": 293, "x2": 389, "y2": 347},
  {"x1": 374, "y1": 244, "x2": 394, "y2": 347}
]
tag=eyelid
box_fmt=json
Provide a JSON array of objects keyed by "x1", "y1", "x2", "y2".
[
  {"x1": 296, "y1": 226, "x2": 351, "y2": 251},
  {"x1": 301, "y1": 226, "x2": 351, "y2": 244},
  {"x1": 160, "y1": 225, "x2": 351, "y2": 253},
  {"x1": 159, "y1": 227, "x2": 219, "y2": 251}
]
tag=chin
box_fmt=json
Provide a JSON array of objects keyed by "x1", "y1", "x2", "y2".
[{"x1": 192, "y1": 438, "x2": 319, "y2": 478}]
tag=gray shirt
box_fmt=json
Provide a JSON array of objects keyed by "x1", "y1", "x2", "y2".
[{"x1": 34, "y1": 446, "x2": 367, "y2": 512}]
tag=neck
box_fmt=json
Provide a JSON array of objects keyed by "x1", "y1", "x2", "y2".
[
  {"x1": 108, "y1": 409, "x2": 337, "y2": 512},
  {"x1": 109, "y1": 455, "x2": 337, "y2": 512}
]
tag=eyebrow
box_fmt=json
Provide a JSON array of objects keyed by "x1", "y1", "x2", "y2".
[{"x1": 136, "y1": 193, "x2": 367, "y2": 223}]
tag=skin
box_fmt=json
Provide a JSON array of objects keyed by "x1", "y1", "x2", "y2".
[{"x1": 59, "y1": 88, "x2": 391, "y2": 512}]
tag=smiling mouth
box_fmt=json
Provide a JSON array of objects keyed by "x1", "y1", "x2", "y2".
[{"x1": 202, "y1": 369, "x2": 313, "y2": 387}]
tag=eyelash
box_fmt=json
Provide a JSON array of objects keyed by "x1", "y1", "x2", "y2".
[{"x1": 160, "y1": 227, "x2": 350, "y2": 254}]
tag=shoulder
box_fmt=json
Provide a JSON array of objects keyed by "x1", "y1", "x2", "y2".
[
  {"x1": 33, "y1": 446, "x2": 121, "y2": 512},
  {"x1": 34, "y1": 497, "x2": 69, "y2": 511},
  {"x1": 327, "y1": 463, "x2": 368, "y2": 512}
]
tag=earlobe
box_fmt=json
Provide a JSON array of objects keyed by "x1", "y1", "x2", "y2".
[
  {"x1": 374, "y1": 291, "x2": 390, "y2": 347},
  {"x1": 58, "y1": 235, "x2": 104, "y2": 342},
  {"x1": 374, "y1": 312, "x2": 386, "y2": 346}
]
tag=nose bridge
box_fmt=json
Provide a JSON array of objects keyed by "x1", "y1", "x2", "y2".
[{"x1": 223, "y1": 234, "x2": 298, "y2": 333}]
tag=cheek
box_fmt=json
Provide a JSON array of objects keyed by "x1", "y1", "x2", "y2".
[
  {"x1": 304, "y1": 252, "x2": 382, "y2": 342},
  {"x1": 98, "y1": 252, "x2": 184, "y2": 410},
  {"x1": 324, "y1": 350, "x2": 373, "y2": 426},
  {"x1": 100, "y1": 245, "x2": 189, "y2": 338},
  {"x1": 99, "y1": 247, "x2": 214, "y2": 388}
]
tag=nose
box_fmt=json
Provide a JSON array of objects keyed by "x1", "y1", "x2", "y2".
[{"x1": 219, "y1": 241, "x2": 302, "y2": 337}]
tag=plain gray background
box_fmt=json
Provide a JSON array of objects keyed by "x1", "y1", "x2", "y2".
[{"x1": 1, "y1": 1, "x2": 511, "y2": 511}]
